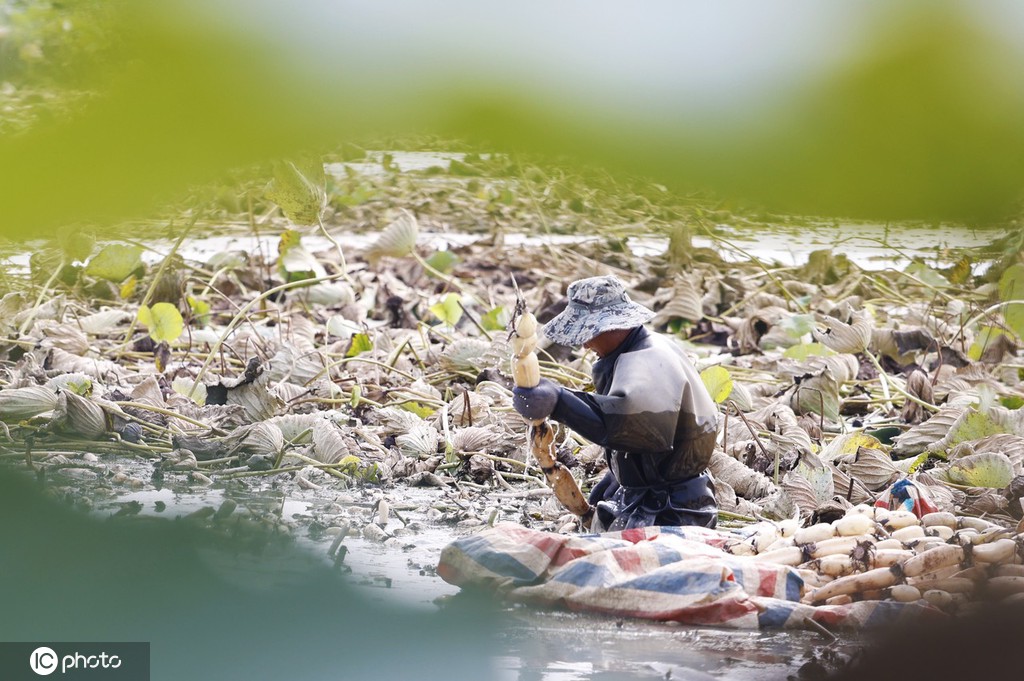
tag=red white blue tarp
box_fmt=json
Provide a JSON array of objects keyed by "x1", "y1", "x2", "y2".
[{"x1": 438, "y1": 523, "x2": 934, "y2": 630}]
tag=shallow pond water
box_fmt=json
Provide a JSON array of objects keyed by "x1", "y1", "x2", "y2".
[
  {"x1": 496, "y1": 611, "x2": 850, "y2": 681},
  {"x1": 46, "y1": 461, "x2": 857, "y2": 681}
]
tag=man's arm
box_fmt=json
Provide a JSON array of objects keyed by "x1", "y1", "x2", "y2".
[
  {"x1": 554, "y1": 385, "x2": 682, "y2": 453},
  {"x1": 550, "y1": 388, "x2": 619, "y2": 446}
]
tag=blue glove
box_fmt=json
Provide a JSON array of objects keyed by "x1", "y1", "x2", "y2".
[{"x1": 512, "y1": 379, "x2": 561, "y2": 421}]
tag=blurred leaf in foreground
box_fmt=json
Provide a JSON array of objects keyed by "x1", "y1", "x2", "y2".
[
  {"x1": 56, "y1": 227, "x2": 96, "y2": 263},
  {"x1": 3, "y1": 1, "x2": 1024, "y2": 239},
  {"x1": 0, "y1": 470, "x2": 496, "y2": 680}
]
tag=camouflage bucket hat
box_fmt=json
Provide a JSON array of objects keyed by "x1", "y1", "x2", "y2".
[{"x1": 542, "y1": 275, "x2": 655, "y2": 346}]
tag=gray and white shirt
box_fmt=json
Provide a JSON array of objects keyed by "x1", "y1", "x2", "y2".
[{"x1": 551, "y1": 326, "x2": 719, "y2": 489}]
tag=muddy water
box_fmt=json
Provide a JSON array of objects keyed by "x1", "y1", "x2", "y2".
[
  {"x1": 49, "y1": 460, "x2": 853, "y2": 681},
  {"x1": 76, "y1": 461, "x2": 459, "y2": 605},
  {"x1": 159, "y1": 221, "x2": 1000, "y2": 275},
  {"x1": 496, "y1": 612, "x2": 843, "y2": 681}
]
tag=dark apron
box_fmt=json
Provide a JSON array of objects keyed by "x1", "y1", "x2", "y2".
[{"x1": 588, "y1": 469, "x2": 718, "y2": 532}]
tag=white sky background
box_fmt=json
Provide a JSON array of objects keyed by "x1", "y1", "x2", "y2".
[{"x1": 197, "y1": 0, "x2": 1024, "y2": 119}]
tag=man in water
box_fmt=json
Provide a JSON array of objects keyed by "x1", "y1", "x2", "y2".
[{"x1": 512, "y1": 275, "x2": 719, "y2": 531}]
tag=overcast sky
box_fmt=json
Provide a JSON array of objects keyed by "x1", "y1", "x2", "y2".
[{"x1": 200, "y1": 0, "x2": 1023, "y2": 118}]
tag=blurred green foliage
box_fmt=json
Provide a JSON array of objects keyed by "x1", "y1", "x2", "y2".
[
  {"x1": 0, "y1": 0, "x2": 117, "y2": 83},
  {"x1": 0, "y1": 470, "x2": 496, "y2": 680},
  {"x1": 1, "y1": 1, "x2": 1022, "y2": 238}
]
